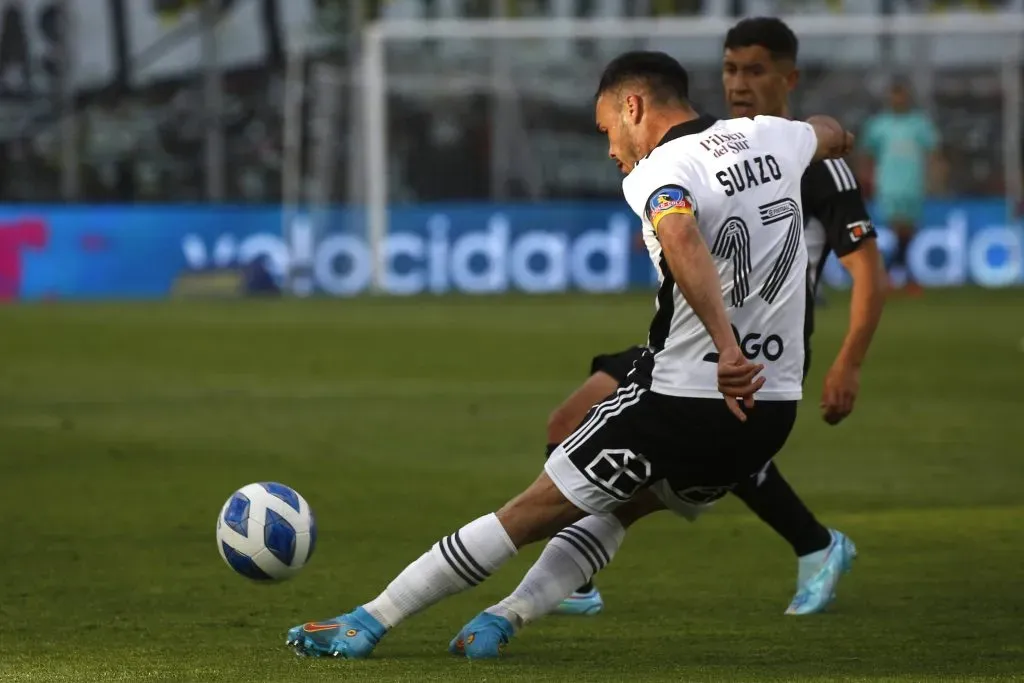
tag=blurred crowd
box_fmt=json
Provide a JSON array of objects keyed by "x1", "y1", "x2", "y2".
[{"x1": 0, "y1": 0, "x2": 1019, "y2": 204}]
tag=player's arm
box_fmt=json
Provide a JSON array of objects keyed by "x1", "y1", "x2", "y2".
[
  {"x1": 804, "y1": 115, "x2": 855, "y2": 163},
  {"x1": 809, "y1": 167, "x2": 887, "y2": 424},
  {"x1": 656, "y1": 211, "x2": 737, "y2": 354},
  {"x1": 752, "y1": 115, "x2": 851, "y2": 172},
  {"x1": 836, "y1": 241, "x2": 885, "y2": 362},
  {"x1": 838, "y1": 233, "x2": 886, "y2": 372},
  {"x1": 649, "y1": 197, "x2": 765, "y2": 420}
]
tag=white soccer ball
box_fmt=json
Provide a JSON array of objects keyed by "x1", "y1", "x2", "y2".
[{"x1": 216, "y1": 482, "x2": 317, "y2": 581}]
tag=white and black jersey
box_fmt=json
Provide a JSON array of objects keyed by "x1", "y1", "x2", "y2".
[
  {"x1": 621, "y1": 114, "x2": 817, "y2": 401},
  {"x1": 800, "y1": 158, "x2": 877, "y2": 365},
  {"x1": 589, "y1": 150, "x2": 876, "y2": 388},
  {"x1": 803, "y1": 158, "x2": 873, "y2": 293}
]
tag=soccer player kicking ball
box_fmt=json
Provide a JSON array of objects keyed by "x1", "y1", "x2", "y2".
[
  {"x1": 286, "y1": 51, "x2": 854, "y2": 661},
  {"x1": 550, "y1": 17, "x2": 885, "y2": 618}
]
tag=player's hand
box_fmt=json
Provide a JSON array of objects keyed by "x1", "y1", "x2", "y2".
[
  {"x1": 829, "y1": 131, "x2": 855, "y2": 158},
  {"x1": 821, "y1": 360, "x2": 860, "y2": 425},
  {"x1": 717, "y1": 346, "x2": 765, "y2": 422}
]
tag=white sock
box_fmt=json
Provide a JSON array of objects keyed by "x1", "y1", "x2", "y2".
[
  {"x1": 487, "y1": 514, "x2": 625, "y2": 628},
  {"x1": 362, "y1": 513, "x2": 517, "y2": 629}
]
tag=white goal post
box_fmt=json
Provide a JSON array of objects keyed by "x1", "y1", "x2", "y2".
[{"x1": 360, "y1": 14, "x2": 1024, "y2": 293}]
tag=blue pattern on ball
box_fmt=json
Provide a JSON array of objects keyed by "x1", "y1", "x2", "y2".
[
  {"x1": 264, "y1": 509, "x2": 297, "y2": 566},
  {"x1": 260, "y1": 482, "x2": 301, "y2": 513},
  {"x1": 221, "y1": 541, "x2": 272, "y2": 580},
  {"x1": 222, "y1": 492, "x2": 250, "y2": 536}
]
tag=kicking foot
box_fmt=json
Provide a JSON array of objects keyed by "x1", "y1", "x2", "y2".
[
  {"x1": 449, "y1": 611, "x2": 516, "y2": 659},
  {"x1": 285, "y1": 607, "x2": 386, "y2": 659}
]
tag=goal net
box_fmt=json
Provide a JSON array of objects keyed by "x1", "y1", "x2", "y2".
[{"x1": 310, "y1": 13, "x2": 1024, "y2": 294}]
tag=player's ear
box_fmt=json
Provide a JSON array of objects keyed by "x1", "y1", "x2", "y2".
[
  {"x1": 786, "y1": 66, "x2": 800, "y2": 93},
  {"x1": 625, "y1": 93, "x2": 643, "y2": 125}
]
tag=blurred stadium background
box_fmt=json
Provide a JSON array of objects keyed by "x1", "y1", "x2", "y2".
[
  {"x1": 0, "y1": 0, "x2": 1020, "y2": 296},
  {"x1": 0, "y1": 2, "x2": 1022, "y2": 681}
]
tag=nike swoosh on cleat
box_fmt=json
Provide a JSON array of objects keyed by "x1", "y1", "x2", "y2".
[{"x1": 303, "y1": 622, "x2": 341, "y2": 633}]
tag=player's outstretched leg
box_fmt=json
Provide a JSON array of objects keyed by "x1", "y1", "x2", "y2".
[
  {"x1": 545, "y1": 363, "x2": 627, "y2": 616},
  {"x1": 544, "y1": 441, "x2": 607, "y2": 617},
  {"x1": 450, "y1": 514, "x2": 625, "y2": 659},
  {"x1": 285, "y1": 472, "x2": 585, "y2": 659},
  {"x1": 286, "y1": 607, "x2": 386, "y2": 659},
  {"x1": 450, "y1": 492, "x2": 663, "y2": 659}
]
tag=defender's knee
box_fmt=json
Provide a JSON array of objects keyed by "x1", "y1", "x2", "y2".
[{"x1": 613, "y1": 490, "x2": 666, "y2": 528}]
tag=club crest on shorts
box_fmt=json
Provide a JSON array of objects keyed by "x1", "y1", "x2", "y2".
[{"x1": 584, "y1": 448, "x2": 652, "y2": 501}]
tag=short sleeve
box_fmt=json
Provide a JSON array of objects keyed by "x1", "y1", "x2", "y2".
[
  {"x1": 751, "y1": 115, "x2": 817, "y2": 173},
  {"x1": 816, "y1": 191, "x2": 877, "y2": 258},
  {"x1": 622, "y1": 159, "x2": 698, "y2": 235},
  {"x1": 803, "y1": 160, "x2": 876, "y2": 258}
]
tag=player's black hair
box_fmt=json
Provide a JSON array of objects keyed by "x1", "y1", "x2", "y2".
[
  {"x1": 595, "y1": 51, "x2": 690, "y2": 105},
  {"x1": 723, "y1": 17, "x2": 799, "y2": 63}
]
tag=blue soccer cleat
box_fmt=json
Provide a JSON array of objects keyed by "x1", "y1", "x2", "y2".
[
  {"x1": 449, "y1": 612, "x2": 516, "y2": 659},
  {"x1": 554, "y1": 587, "x2": 605, "y2": 616},
  {"x1": 285, "y1": 606, "x2": 386, "y2": 659},
  {"x1": 785, "y1": 529, "x2": 858, "y2": 615}
]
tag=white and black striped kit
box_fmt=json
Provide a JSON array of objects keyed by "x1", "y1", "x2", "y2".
[{"x1": 621, "y1": 115, "x2": 819, "y2": 402}]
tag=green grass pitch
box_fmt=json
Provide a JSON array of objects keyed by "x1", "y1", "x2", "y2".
[{"x1": 0, "y1": 288, "x2": 1022, "y2": 682}]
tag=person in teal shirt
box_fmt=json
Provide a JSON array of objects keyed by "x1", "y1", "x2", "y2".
[{"x1": 859, "y1": 82, "x2": 939, "y2": 292}]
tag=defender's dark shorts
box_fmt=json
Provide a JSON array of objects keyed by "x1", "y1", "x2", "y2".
[
  {"x1": 590, "y1": 345, "x2": 647, "y2": 385},
  {"x1": 546, "y1": 384, "x2": 798, "y2": 516}
]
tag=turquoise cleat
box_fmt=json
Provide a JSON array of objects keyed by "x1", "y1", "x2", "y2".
[
  {"x1": 554, "y1": 587, "x2": 605, "y2": 616},
  {"x1": 449, "y1": 612, "x2": 516, "y2": 659},
  {"x1": 285, "y1": 607, "x2": 386, "y2": 659},
  {"x1": 785, "y1": 529, "x2": 858, "y2": 615}
]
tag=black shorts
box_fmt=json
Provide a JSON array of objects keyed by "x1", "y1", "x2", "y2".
[
  {"x1": 545, "y1": 384, "x2": 797, "y2": 516},
  {"x1": 589, "y1": 346, "x2": 647, "y2": 385}
]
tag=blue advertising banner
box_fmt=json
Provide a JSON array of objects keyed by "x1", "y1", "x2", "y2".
[{"x1": 0, "y1": 200, "x2": 1020, "y2": 301}]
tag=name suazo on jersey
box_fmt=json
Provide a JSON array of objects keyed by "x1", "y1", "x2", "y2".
[{"x1": 622, "y1": 114, "x2": 818, "y2": 401}]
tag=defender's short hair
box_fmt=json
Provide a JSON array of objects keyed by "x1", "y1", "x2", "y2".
[
  {"x1": 595, "y1": 51, "x2": 690, "y2": 104},
  {"x1": 723, "y1": 17, "x2": 799, "y2": 63}
]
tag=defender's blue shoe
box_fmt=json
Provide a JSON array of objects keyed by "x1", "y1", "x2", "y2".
[
  {"x1": 786, "y1": 529, "x2": 858, "y2": 615},
  {"x1": 285, "y1": 607, "x2": 386, "y2": 658},
  {"x1": 449, "y1": 612, "x2": 516, "y2": 659},
  {"x1": 554, "y1": 587, "x2": 604, "y2": 616}
]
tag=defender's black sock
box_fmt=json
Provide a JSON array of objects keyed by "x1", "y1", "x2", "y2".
[{"x1": 732, "y1": 463, "x2": 832, "y2": 557}]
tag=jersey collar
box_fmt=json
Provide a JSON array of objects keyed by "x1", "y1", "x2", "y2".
[{"x1": 654, "y1": 114, "x2": 718, "y2": 149}]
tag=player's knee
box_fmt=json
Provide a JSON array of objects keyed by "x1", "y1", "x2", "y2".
[{"x1": 497, "y1": 473, "x2": 585, "y2": 547}]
